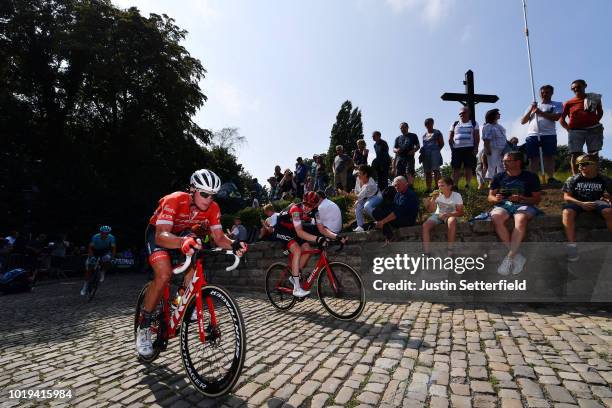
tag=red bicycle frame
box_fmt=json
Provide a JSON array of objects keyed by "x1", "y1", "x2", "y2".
[
  {"x1": 276, "y1": 248, "x2": 340, "y2": 294},
  {"x1": 159, "y1": 257, "x2": 216, "y2": 344}
]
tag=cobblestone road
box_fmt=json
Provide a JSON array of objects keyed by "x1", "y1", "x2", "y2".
[{"x1": 0, "y1": 273, "x2": 611, "y2": 408}]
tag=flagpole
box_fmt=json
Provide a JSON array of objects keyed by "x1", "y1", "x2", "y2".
[{"x1": 522, "y1": 0, "x2": 546, "y2": 183}]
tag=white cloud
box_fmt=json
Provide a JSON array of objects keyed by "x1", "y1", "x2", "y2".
[
  {"x1": 385, "y1": 0, "x2": 455, "y2": 25},
  {"x1": 207, "y1": 80, "x2": 260, "y2": 118}
]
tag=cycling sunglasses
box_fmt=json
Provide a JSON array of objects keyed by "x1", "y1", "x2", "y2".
[
  {"x1": 198, "y1": 191, "x2": 215, "y2": 199},
  {"x1": 578, "y1": 161, "x2": 595, "y2": 167}
]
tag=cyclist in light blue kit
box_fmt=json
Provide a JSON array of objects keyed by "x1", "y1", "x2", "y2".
[{"x1": 81, "y1": 225, "x2": 116, "y2": 295}]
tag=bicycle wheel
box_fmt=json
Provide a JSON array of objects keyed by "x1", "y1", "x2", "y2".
[
  {"x1": 133, "y1": 282, "x2": 164, "y2": 363},
  {"x1": 180, "y1": 285, "x2": 246, "y2": 397},
  {"x1": 265, "y1": 262, "x2": 296, "y2": 310},
  {"x1": 87, "y1": 266, "x2": 99, "y2": 301},
  {"x1": 317, "y1": 261, "x2": 366, "y2": 320}
]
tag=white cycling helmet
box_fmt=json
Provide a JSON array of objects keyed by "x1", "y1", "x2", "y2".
[{"x1": 190, "y1": 169, "x2": 221, "y2": 194}]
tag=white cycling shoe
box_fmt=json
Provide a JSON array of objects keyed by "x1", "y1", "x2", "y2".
[
  {"x1": 80, "y1": 283, "x2": 87, "y2": 296},
  {"x1": 99, "y1": 271, "x2": 105, "y2": 283},
  {"x1": 136, "y1": 327, "x2": 154, "y2": 357},
  {"x1": 290, "y1": 276, "x2": 310, "y2": 297}
]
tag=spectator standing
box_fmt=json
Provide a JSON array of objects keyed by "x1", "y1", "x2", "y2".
[
  {"x1": 311, "y1": 154, "x2": 319, "y2": 178},
  {"x1": 267, "y1": 177, "x2": 280, "y2": 201},
  {"x1": 352, "y1": 139, "x2": 369, "y2": 191},
  {"x1": 372, "y1": 131, "x2": 391, "y2": 190},
  {"x1": 295, "y1": 157, "x2": 309, "y2": 197},
  {"x1": 278, "y1": 169, "x2": 297, "y2": 196},
  {"x1": 488, "y1": 151, "x2": 542, "y2": 276},
  {"x1": 314, "y1": 155, "x2": 327, "y2": 192},
  {"x1": 476, "y1": 148, "x2": 489, "y2": 190},
  {"x1": 520, "y1": 84, "x2": 563, "y2": 184},
  {"x1": 251, "y1": 178, "x2": 263, "y2": 201},
  {"x1": 449, "y1": 107, "x2": 480, "y2": 189},
  {"x1": 482, "y1": 109, "x2": 508, "y2": 180},
  {"x1": 353, "y1": 165, "x2": 383, "y2": 232},
  {"x1": 372, "y1": 176, "x2": 419, "y2": 243},
  {"x1": 422, "y1": 177, "x2": 464, "y2": 255},
  {"x1": 274, "y1": 165, "x2": 283, "y2": 183},
  {"x1": 394, "y1": 122, "x2": 420, "y2": 178},
  {"x1": 561, "y1": 154, "x2": 612, "y2": 262},
  {"x1": 333, "y1": 145, "x2": 353, "y2": 191},
  {"x1": 560, "y1": 79, "x2": 604, "y2": 175},
  {"x1": 420, "y1": 118, "x2": 444, "y2": 193}
]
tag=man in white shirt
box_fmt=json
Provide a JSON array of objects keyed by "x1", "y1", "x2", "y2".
[
  {"x1": 313, "y1": 192, "x2": 342, "y2": 234},
  {"x1": 520, "y1": 84, "x2": 563, "y2": 185}
]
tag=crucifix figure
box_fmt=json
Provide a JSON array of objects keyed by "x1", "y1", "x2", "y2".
[{"x1": 441, "y1": 70, "x2": 499, "y2": 123}]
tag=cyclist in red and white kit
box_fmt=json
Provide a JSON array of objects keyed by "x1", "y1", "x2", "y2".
[
  {"x1": 136, "y1": 169, "x2": 248, "y2": 358},
  {"x1": 274, "y1": 191, "x2": 344, "y2": 297}
]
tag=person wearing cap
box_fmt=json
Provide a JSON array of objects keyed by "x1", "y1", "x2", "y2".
[
  {"x1": 561, "y1": 154, "x2": 612, "y2": 262},
  {"x1": 482, "y1": 109, "x2": 507, "y2": 180},
  {"x1": 372, "y1": 176, "x2": 419, "y2": 244},
  {"x1": 520, "y1": 84, "x2": 563, "y2": 184},
  {"x1": 449, "y1": 107, "x2": 480, "y2": 189},
  {"x1": 394, "y1": 122, "x2": 420, "y2": 178}
]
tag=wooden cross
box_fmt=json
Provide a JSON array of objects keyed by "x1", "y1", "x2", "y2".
[{"x1": 441, "y1": 70, "x2": 499, "y2": 123}]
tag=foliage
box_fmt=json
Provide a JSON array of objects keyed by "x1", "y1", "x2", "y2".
[
  {"x1": 0, "y1": 0, "x2": 249, "y2": 245},
  {"x1": 327, "y1": 100, "x2": 364, "y2": 169}
]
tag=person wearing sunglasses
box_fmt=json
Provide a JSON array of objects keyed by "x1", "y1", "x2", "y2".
[
  {"x1": 488, "y1": 151, "x2": 542, "y2": 276},
  {"x1": 136, "y1": 169, "x2": 248, "y2": 358},
  {"x1": 560, "y1": 79, "x2": 604, "y2": 175},
  {"x1": 562, "y1": 154, "x2": 612, "y2": 262}
]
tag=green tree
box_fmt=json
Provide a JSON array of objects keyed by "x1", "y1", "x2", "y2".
[
  {"x1": 0, "y1": 0, "x2": 248, "y2": 244},
  {"x1": 327, "y1": 100, "x2": 364, "y2": 169}
]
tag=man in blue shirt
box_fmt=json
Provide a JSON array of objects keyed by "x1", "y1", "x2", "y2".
[
  {"x1": 372, "y1": 176, "x2": 418, "y2": 243},
  {"x1": 81, "y1": 225, "x2": 116, "y2": 295}
]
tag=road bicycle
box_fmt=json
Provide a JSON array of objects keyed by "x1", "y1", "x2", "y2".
[
  {"x1": 86, "y1": 257, "x2": 101, "y2": 301},
  {"x1": 265, "y1": 241, "x2": 365, "y2": 320},
  {"x1": 134, "y1": 248, "x2": 246, "y2": 397}
]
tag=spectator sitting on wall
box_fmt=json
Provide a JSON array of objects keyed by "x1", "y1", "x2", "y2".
[
  {"x1": 422, "y1": 177, "x2": 464, "y2": 256},
  {"x1": 259, "y1": 203, "x2": 279, "y2": 240},
  {"x1": 372, "y1": 176, "x2": 419, "y2": 245},
  {"x1": 488, "y1": 151, "x2": 542, "y2": 276},
  {"x1": 353, "y1": 165, "x2": 383, "y2": 233},
  {"x1": 227, "y1": 217, "x2": 248, "y2": 242},
  {"x1": 305, "y1": 190, "x2": 342, "y2": 234},
  {"x1": 561, "y1": 154, "x2": 612, "y2": 262}
]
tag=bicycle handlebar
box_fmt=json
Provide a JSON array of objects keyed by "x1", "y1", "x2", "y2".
[{"x1": 173, "y1": 248, "x2": 241, "y2": 275}]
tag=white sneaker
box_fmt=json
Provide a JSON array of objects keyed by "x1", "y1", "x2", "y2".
[
  {"x1": 290, "y1": 276, "x2": 310, "y2": 297},
  {"x1": 497, "y1": 256, "x2": 513, "y2": 276},
  {"x1": 80, "y1": 283, "x2": 87, "y2": 296},
  {"x1": 511, "y1": 253, "x2": 526, "y2": 275},
  {"x1": 99, "y1": 271, "x2": 105, "y2": 283},
  {"x1": 353, "y1": 226, "x2": 365, "y2": 233},
  {"x1": 136, "y1": 327, "x2": 154, "y2": 357}
]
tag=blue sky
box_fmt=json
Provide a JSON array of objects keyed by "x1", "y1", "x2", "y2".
[{"x1": 113, "y1": 0, "x2": 612, "y2": 185}]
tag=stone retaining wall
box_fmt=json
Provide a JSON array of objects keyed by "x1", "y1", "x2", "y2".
[{"x1": 204, "y1": 214, "x2": 611, "y2": 302}]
